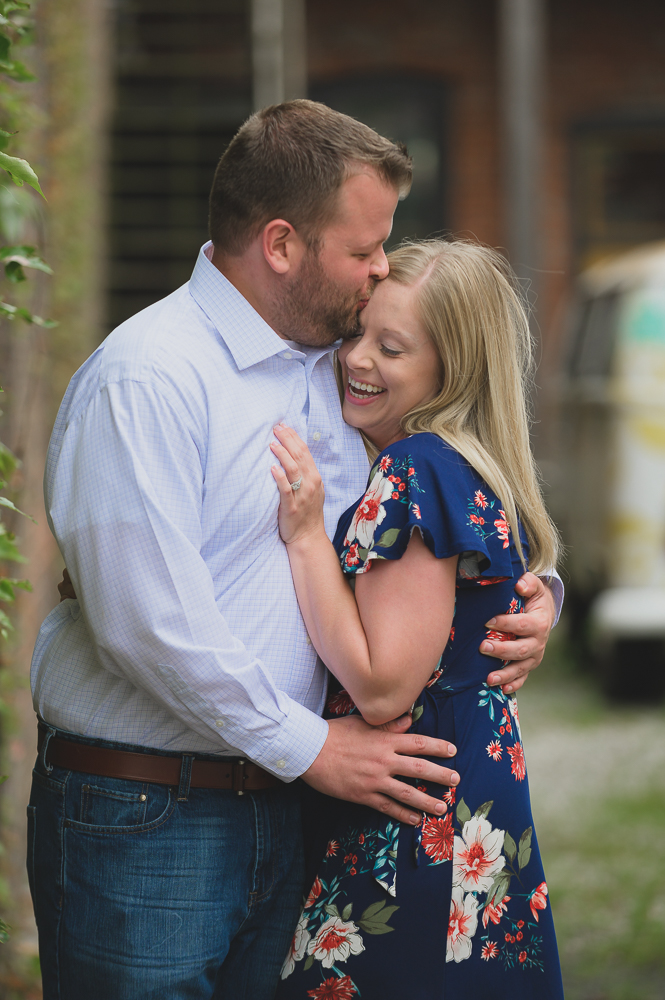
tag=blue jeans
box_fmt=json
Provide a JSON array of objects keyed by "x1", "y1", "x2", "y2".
[{"x1": 27, "y1": 725, "x2": 305, "y2": 1000}]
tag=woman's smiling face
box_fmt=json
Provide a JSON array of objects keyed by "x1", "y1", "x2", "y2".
[{"x1": 338, "y1": 278, "x2": 442, "y2": 451}]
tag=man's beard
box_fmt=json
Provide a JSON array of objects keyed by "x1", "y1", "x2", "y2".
[{"x1": 272, "y1": 248, "x2": 367, "y2": 347}]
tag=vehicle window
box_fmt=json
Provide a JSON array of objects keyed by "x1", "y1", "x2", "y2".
[{"x1": 569, "y1": 292, "x2": 619, "y2": 378}]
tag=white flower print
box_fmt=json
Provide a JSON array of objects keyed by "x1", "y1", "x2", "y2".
[
  {"x1": 446, "y1": 885, "x2": 479, "y2": 963},
  {"x1": 307, "y1": 916, "x2": 365, "y2": 968},
  {"x1": 280, "y1": 914, "x2": 311, "y2": 979},
  {"x1": 453, "y1": 815, "x2": 506, "y2": 894},
  {"x1": 344, "y1": 469, "x2": 394, "y2": 550}
]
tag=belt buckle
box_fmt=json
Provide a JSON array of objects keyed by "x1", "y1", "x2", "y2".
[{"x1": 233, "y1": 759, "x2": 247, "y2": 796}]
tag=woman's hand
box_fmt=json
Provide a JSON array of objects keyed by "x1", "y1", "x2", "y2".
[{"x1": 270, "y1": 423, "x2": 326, "y2": 545}]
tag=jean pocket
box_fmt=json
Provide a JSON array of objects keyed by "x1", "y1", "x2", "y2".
[
  {"x1": 26, "y1": 805, "x2": 36, "y2": 907},
  {"x1": 66, "y1": 776, "x2": 175, "y2": 836}
]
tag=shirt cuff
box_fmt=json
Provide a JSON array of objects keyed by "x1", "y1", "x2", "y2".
[
  {"x1": 539, "y1": 568, "x2": 564, "y2": 626},
  {"x1": 245, "y1": 701, "x2": 329, "y2": 781}
]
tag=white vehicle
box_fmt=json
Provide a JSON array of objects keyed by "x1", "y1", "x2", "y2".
[{"x1": 561, "y1": 241, "x2": 665, "y2": 698}]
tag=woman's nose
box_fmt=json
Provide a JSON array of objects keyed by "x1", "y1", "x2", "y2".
[{"x1": 346, "y1": 343, "x2": 373, "y2": 370}]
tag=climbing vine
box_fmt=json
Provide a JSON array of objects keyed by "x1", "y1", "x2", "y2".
[{"x1": 0, "y1": 0, "x2": 53, "y2": 945}]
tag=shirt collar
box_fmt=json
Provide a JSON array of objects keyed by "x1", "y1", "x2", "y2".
[{"x1": 188, "y1": 242, "x2": 336, "y2": 371}]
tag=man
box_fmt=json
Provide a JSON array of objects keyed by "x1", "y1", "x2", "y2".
[{"x1": 30, "y1": 101, "x2": 560, "y2": 999}]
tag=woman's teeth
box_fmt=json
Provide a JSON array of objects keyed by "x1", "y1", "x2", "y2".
[{"x1": 348, "y1": 377, "x2": 386, "y2": 399}]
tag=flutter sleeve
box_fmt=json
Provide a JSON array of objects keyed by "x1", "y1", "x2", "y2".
[{"x1": 332, "y1": 433, "x2": 522, "y2": 581}]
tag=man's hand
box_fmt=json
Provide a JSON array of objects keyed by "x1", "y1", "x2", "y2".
[
  {"x1": 58, "y1": 568, "x2": 77, "y2": 602},
  {"x1": 302, "y1": 713, "x2": 459, "y2": 826},
  {"x1": 481, "y1": 571, "x2": 555, "y2": 695}
]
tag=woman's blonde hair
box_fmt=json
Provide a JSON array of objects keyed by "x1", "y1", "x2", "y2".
[{"x1": 341, "y1": 239, "x2": 559, "y2": 575}]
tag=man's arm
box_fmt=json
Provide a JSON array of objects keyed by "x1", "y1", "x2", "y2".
[
  {"x1": 481, "y1": 571, "x2": 560, "y2": 693},
  {"x1": 50, "y1": 378, "x2": 457, "y2": 821}
]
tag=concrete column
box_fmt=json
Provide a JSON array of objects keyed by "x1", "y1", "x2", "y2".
[
  {"x1": 251, "y1": 0, "x2": 306, "y2": 111},
  {"x1": 499, "y1": 0, "x2": 546, "y2": 306}
]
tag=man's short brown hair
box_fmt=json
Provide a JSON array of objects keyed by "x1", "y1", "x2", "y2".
[{"x1": 208, "y1": 99, "x2": 412, "y2": 256}]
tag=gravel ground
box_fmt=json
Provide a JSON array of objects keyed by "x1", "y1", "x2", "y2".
[{"x1": 517, "y1": 649, "x2": 665, "y2": 1000}]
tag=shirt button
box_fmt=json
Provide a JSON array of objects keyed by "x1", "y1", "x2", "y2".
[
  {"x1": 214, "y1": 718, "x2": 225, "y2": 728},
  {"x1": 282, "y1": 351, "x2": 292, "y2": 360},
  {"x1": 305, "y1": 635, "x2": 312, "y2": 645},
  {"x1": 276, "y1": 759, "x2": 286, "y2": 769},
  {"x1": 312, "y1": 431, "x2": 321, "y2": 441}
]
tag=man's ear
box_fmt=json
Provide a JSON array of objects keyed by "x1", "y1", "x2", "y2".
[{"x1": 261, "y1": 219, "x2": 306, "y2": 274}]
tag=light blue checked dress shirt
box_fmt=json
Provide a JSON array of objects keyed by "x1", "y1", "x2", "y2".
[{"x1": 31, "y1": 243, "x2": 371, "y2": 780}]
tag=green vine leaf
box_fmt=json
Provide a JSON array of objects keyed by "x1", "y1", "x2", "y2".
[
  {"x1": 303, "y1": 955, "x2": 314, "y2": 971},
  {"x1": 0, "y1": 496, "x2": 35, "y2": 521},
  {"x1": 411, "y1": 704, "x2": 423, "y2": 723},
  {"x1": 342, "y1": 903, "x2": 353, "y2": 921},
  {"x1": 0, "y1": 149, "x2": 43, "y2": 196},
  {"x1": 474, "y1": 800, "x2": 493, "y2": 819}
]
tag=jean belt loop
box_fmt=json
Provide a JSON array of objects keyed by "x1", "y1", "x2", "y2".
[
  {"x1": 177, "y1": 754, "x2": 194, "y2": 802},
  {"x1": 39, "y1": 726, "x2": 56, "y2": 775}
]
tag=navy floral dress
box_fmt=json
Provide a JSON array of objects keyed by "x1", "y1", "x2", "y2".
[{"x1": 276, "y1": 433, "x2": 563, "y2": 1000}]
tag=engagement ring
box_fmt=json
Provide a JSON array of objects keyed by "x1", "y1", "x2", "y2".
[{"x1": 290, "y1": 476, "x2": 302, "y2": 491}]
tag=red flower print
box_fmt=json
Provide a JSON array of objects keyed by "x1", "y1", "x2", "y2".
[
  {"x1": 421, "y1": 813, "x2": 454, "y2": 863},
  {"x1": 326, "y1": 839, "x2": 339, "y2": 857},
  {"x1": 507, "y1": 742, "x2": 526, "y2": 781},
  {"x1": 307, "y1": 974, "x2": 357, "y2": 999},
  {"x1": 327, "y1": 689, "x2": 356, "y2": 716},
  {"x1": 391, "y1": 491, "x2": 399, "y2": 499},
  {"x1": 481, "y1": 941, "x2": 499, "y2": 960},
  {"x1": 474, "y1": 490, "x2": 488, "y2": 509},
  {"x1": 505, "y1": 723, "x2": 512, "y2": 734},
  {"x1": 358, "y1": 833, "x2": 365, "y2": 845},
  {"x1": 394, "y1": 477, "x2": 401, "y2": 483},
  {"x1": 529, "y1": 881, "x2": 548, "y2": 921},
  {"x1": 505, "y1": 932, "x2": 513, "y2": 942},
  {"x1": 345, "y1": 543, "x2": 360, "y2": 567},
  {"x1": 443, "y1": 786, "x2": 456, "y2": 806},
  {"x1": 477, "y1": 576, "x2": 510, "y2": 585},
  {"x1": 425, "y1": 668, "x2": 443, "y2": 687},
  {"x1": 482, "y1": 894, "x2": 510, "y2": 928},
  {"x1": 304, "y1": 877, "x2": 323, "y2": 909},
  {"x1": 516, "y1": 931, "x2": 523, "y2": 941},
  {"x1": 469, "y1": 514, "x2": 485, "y2": 525},
  {"x1": 388, "y1": 475, "x2": 396, "y2": 482},
  {"x1": 499, "y1": 726, "x2": 505, "y2": 735},
  {"x1": 398, "y1": 482, "x2": 406, "y2": 491},
  {"x1": 486, "y1": 628, "x2": 516, "y2": 643},
  {"x1": 519, "y1": 951, "x2": 527, "y2": 964},
  {"x1": 449, "y1": 626, "x2": 455, "y2": 642},
  {"x1": 517, "y1": 920, "x2": 524, "y2": 928},
  {"x1": 349, "y1": 867, "x2": 357, "y2": 875},
  {"x1": 508, "y1": 598, "x2": 520, "y2": 614},
  {"x1": 408, "y1": 467, "x2": 415, "y2": 476},
  {"x1": 486, "y1": 740, "x2": 502, "y2": 761},
  {"x1": 359, "y1": 498, "x2": 380, "y2": 521},
  {"x1": 494, "y1": 511, "x2": 510, "y2": 548},
  {"x1": 411, "y1": 503, "x2": 422, "y2": 520},
  {"x1": 379, "y1": 456, "x2": 393, "y2": 472}
]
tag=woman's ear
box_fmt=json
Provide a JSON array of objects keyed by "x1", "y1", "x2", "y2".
[{"x1": 261, "y1": 219, "x2": 306, "y2": 274}]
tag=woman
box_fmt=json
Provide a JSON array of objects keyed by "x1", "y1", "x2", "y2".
[{"x1": 270, "y1": 240, "x2": 563, "y2": 999}]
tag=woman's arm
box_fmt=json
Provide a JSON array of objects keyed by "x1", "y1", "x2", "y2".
[{"x1": 271, "y1": 425, "x2": 456, "y2": 726}]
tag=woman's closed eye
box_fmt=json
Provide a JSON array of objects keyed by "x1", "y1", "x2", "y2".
[{"x1": 380, "y1": 344, "x2": 402, "y2": 357}]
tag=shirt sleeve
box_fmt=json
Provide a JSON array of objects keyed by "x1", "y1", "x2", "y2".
[{"x1": 47, "y1": 377, "x2": 328, "y2": 780}]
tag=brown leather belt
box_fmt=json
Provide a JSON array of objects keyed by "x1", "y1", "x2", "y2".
[{"x1": 37, "y1": 724, "x2": 281, "y2": 794}]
